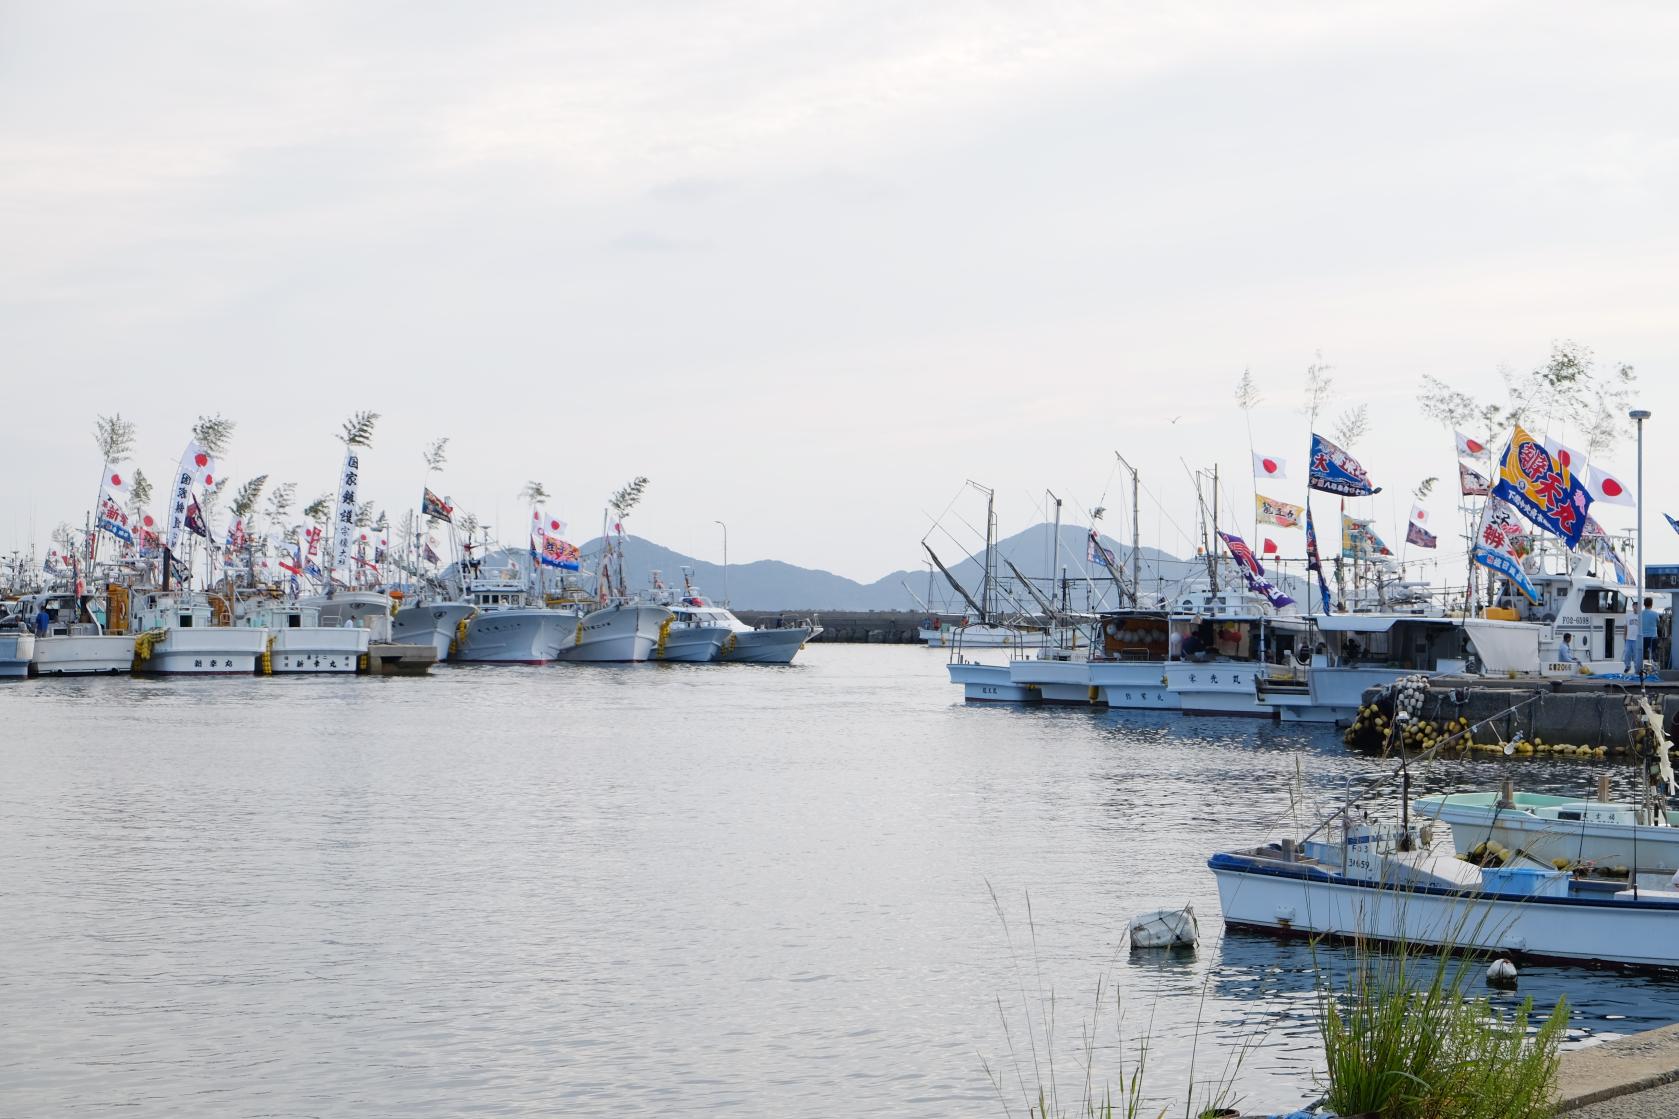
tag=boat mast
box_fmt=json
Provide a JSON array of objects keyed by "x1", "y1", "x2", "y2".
[{"x1": 1116, "y1": 452, "x2": 1141, "y2": 608}]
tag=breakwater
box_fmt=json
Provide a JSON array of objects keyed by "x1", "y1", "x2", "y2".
[
  {"x1": 733, "y1": 610, "x2": 928, "y2": 643},
  {"x1": 1352, "y1": 676, "x2": 1679, "y2": 752}
]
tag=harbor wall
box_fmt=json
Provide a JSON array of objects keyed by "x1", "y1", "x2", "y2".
[
  {"x1": 1357, "y1": 677, "x2": 1679, "y2": 750},
  {"x1": 732, "y1": 610, "x2": 933, "y2": 644}
]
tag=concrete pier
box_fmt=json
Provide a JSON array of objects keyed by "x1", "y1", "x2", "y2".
[{"x1": 1355, "y1": 676, "x2": 1679, "y2": 750}]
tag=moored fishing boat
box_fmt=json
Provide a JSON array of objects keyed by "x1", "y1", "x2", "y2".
[
  {"x1": 455, "y1": 579, "x2": 570, "y2": 664},
  {"x1": 0, "y1": 627, "x2": 34, "y2": 678},
  {"x1": 392, "y1": 598, "x2": 475, "y2": 661},
  {"x1": 554, "y1": 601, "x2": 675, "y2": 663},
  {"x1": 241, "y1": 597, "x2": 369, "y2": 674},
  {"x1": 1416, "y1": 788, "x2": 1679, "y2": 875},
  {"x1": 20, "y1": 591, "x2": 136, "y2": 675},
  {"x1": 125, "y1": 589, "x2": 267, "y2": 675}
]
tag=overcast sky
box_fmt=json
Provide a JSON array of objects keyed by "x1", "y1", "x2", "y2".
[{"x1": 5, "y1": 2, "x2": 1678, "y2": 582}]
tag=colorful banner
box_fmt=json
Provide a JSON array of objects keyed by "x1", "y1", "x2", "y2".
[
  {"x1": 1406, "y1": 521, "x2": 1437, "y2": 549},
  {"x1": 1305, "y1": 505, "x2": 1332, "y2": 614},
  {"x1": 1086, "y1": 531, "x2": 1116, "y2": 566},
  {"x1": 421, "y1": 488, "x2": 453, "y2": 523},
  {"x1": 1491, "y1": 424, "x2": 1593, "y2": 548},
  {"x1": 184, "y1": 497, "x2": 209, "y2": 539},
  {"x1": 1217, "y1": 531, "x2": 1293, "y2": 608},
  {"x1": 332, "y1": 448, "x2": 361, "y2": 576},
  {"x1": 1341, "y1": 515, "x2": 1393, "y2": 558},
  {"x1": 541, "y1": 536, "x2": 581, "y2": 570},
  {"x1": 1474, "y1": 497, "x2": 1539, "y2": 603},
  {"x1": 1459, "y1": 461, "x2": 1491, "y2": 496},
  {"x1": 95, "y1": 493, "x2": 133, "y2": 543},
  {"x1": 1308, "y1": 433, "x2": 1380, "y2": 497},
  {"x1": 1581, "y1": 517, "x2": 1632, "y2": 585},
  {"x1": 1255, "y1": 493, "x2": 1303, "y2": 529}
]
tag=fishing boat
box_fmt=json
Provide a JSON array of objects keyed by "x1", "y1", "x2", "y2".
[
  {"x1": 553, "y1": 600, "x2": 675, "y2": 663},
  {"x1": 1416, "y1": 789, "x2": 1679, "y2": 875},
  {"x1": 391, "y1": 598, "x2": 476, "y2": 661},
  {"x1": 19, "y1": 591, "x2": 136, "y2": 675},
  {"x1": 124, "y1": 589, "x2": 268, "y2": 675},
  {"x1": 1087, "y1": 610, "x2": 1179, "y2": 710},
  {"x1": 1257, "y1": 613, "x2": 1473, "y2": 724},
  {"x1": 0, "y1": 622, "x2": 34, "y2": 678},
  {"x1": 455, "y1": 578, "x2": 571, "y2": 664},
  {"x1": 242, "y1": 597, "x2": 369, "y2": 674},
  {"x1": 1209, "y1": 816, "x2": 1679, "y2": 969}
]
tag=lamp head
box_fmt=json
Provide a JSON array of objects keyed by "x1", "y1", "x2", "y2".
[{"x1": 1631, "y1": 408, "x2": 1652, "y2": 421}]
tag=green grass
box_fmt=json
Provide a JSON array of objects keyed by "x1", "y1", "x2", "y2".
[{"x1": 1317, "y1": 936, "x2": 1567, "y2": 1119}]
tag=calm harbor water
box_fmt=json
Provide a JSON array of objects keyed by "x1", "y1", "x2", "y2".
[{"x1": 5, "y1": 644, "x2": 1679, "y2": 1117}]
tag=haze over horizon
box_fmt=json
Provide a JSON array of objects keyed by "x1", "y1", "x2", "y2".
[{"x1": 6, "y1": 3, "x2": 1678, "y2": 581}]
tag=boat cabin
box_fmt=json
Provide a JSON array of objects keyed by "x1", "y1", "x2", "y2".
[{"x1": 1312, "y1": 615, "x2": 1469, "y2": 672}]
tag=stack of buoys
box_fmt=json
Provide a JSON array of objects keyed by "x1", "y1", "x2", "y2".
[{"x1": 1342, "y1": 700, "x2": 1622, "y2": 759}]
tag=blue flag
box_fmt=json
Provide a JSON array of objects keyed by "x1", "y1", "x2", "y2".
[
  {"x1": 1218, "y1": 531, "x2": 1294, "y2": 609},
  {"x1": 1490, "y1": 424, "x2": 1592, "y2": 549},
  {"x1": 1308, "y1": 433, "x2": 1380, "y2": 497},
  {"x1": 1666, "y1": 513, "x2": 1679, "y2": 537}
]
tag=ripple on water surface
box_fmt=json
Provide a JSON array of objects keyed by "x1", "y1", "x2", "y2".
[{"x1": 3, "y1": 647, "x2": 1678, "y2": 1117}]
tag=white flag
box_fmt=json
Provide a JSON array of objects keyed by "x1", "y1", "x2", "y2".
[
  {"x1": 1409, "y1": 504, "x2": 1430, "y2": 526},
  {"x1": 1543, "y1": 436, "x2": 1587, "y2": 479},
  {"x1": 1252, "y1": 452, "x2": 1288, "y2": 480},
  {"x1": 1454, "y1": 431, "x2": 1489, "y2": 458},
  {"x1": 1589, "y1": 464, "x2": 1635, "y2": 507},
  {"x1": 331, "y1": 446, "x2": 362, "y2": 577}
]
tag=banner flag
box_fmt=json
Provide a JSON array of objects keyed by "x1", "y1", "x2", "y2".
[
  {"x1": 1459, "y1": 461, "x2": 1491, "y2": 496},
  {"x1": 1308, "y1": 433, "x2": 1380, "y2": 497},
  {"x1": 332, "y1": 447, "x2": 361, "y2": 575},
  {"x1": 1491, "y1": 424, "x2": 1593, "y2": 548},
  {"x1": 185, "y1": 497, "x2": 209, "y2": 539},
  {"x1": 1217, "y1": 531, "x2": 1293, "y2": 608},
  {"x1": 1473, "y1": 497, "x2": 1540, "y2": 603},
  {"x1": 1255, "y1": 493, "x2": 1303, "y2": 529},
  {"x1": 1341, "y1": 514, "x2": 1393, "y2": 558},
  {"x1": 1406, "y1": 521, "x2": 1437, "y2": 549},
  {"x1": 421, "y1": 488, "x2": 453, "y2": 523}
]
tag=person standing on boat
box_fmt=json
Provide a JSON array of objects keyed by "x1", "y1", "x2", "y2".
[
  {"x1": 34, "y1": 605, "x2": 50, "y2": 636},
  {"x1": 1623, "y1": 603, "x2": 1642, "y2": 673},
  {"x1": 1557, "y1": 633, "x2": 1578, "y2": 667},
  {"x1": 1640, "y1": 597, "x2": 1660, "y2": 674}
]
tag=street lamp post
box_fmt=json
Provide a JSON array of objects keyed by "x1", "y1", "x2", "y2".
[
  {"x1": 1632, "y1": 408, "x2": 1651, "y2": 682},
  {"x1": 714, "y1": 520, "x2": 728, "y2": 606}
]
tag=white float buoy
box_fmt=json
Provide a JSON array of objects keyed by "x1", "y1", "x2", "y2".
[
  {"x1": 1129, "y1": 904, "x2": 1199, "y2": 949},
  {"x1": 1487, "y1": 957, "x2": 1518, "y2": 987}
]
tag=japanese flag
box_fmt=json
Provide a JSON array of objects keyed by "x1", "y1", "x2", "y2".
[
  {"x1": 180, "y1": 439, "x2": 217, "y2": 488},
  {"x1": 1589, "y1": 464, "x2": 1635, "y2": 507},
  {"x1": 1252, "y1": 452, "x2": 1288, "y2": 480},
  {"x1": 1454, "y1": 431, "x2": 1489, "y2": 457},
  {"x1": 1409, "y1": 504, "x2": 1430, "y2": 526},
  {"x1": 1543, "y1": 437, "x2": 1587, "y2": 479},
  {"x1": 100, "y1": 467, "x2": 133, "y2": 504}
]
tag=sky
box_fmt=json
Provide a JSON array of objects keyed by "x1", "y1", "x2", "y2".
[{"x1": 5, "y1": 1, "x2": 1679, "y2": 583}]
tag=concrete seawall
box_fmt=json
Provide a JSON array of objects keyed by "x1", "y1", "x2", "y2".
[
  {"x1": 732, "y1": 610, "x2": 931, "y2": 644},
  {"x1": 1356, "y1": 676, "x2": 1679, "y2": 750}
]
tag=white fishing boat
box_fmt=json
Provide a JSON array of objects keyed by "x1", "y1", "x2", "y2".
[
  {"x1": 455, "y1": 580, "x2": 570, "y2": 664},
  {"x1": 1159, "y1": 593, "x2": 1311, "y2": 717},
  {"x1": 19, "y1": 592, "x2": 136, "y2": 675},
  {"x1": 1088, "y1": 610, "x2": 1179, "y2": 710},
  {"x1": 554, "y1": 601, "x2": 675, "y2": 663},
  {"x1": 648, "y1": 572, "x2": 818, "y2": 665},
  {"x1": 391, "y1": 598, "x2": 476, "y2": 661},
  {"x1": 0, "y1": 629, "x2": 34, "y2": 677},
  {"x1": 1258, "y1": 613, "x2": 1473, "y2": 724},
  {"x1": 1460, "y1": 551, "x2": 1663, "y2": 677},
  {"x1": 241, "y1": 598, "x2": 369, "y2": 674},
  {"x1": 1209, "y1": 817, "x2": 1679, "y2": 970},
  {"x1": 126, "y1": 590, "x2": 267, "y2": 675},
  {"x1": 1417, "y1": 790, "x2": 1679, "y2": 875},
  {"x1": 657, "y1": 609, "x2": 731, "y2": 662}
]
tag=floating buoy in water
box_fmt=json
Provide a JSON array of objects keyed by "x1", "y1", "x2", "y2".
[
  {"x1": 1487, "y1": 958, "x2": 1519, "y2": 988},
  {"x1": 1129, "y1": 905, "x2": 1199, "y2": 949}
]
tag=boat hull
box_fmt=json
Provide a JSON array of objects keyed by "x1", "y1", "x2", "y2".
[
  {"x1": 32, "y1": 634, "x2": 136, "y2": 676},
  {"x1": 656, "y1": 624, "x2": 729, "y2": 663},
  {"x1": 1007, "y1": 658, "x2": 1095, "y2": 704},
  {"x1": 135, "y1": 628, "x2": 268, "y2": 675},
  {"x1": 457, "y1": 609, "x2": 568, "y2": 664},
  {"x1": 266, "y1": 628, "x2": 370, "y2": 674},
  {"x1": 392, "y1": 602, "x2": 476, "y2": 662},
  {"x1": 948, "y1": 660, "x2": 1037, "y2": 702},
  {"x1": 1418, "y1": 795, "x2": 1679, "y2": 875},
  {"x1": 1210, "y1": 851, "x2": 1679, "y2": 969},
  {"x1": 1163, "y1": 662, "x2": 1273, "y2": 718},
  {"x1": 721, "y1": 626, "x2": 814, "y2": 665},
  {"x1": 0, "y1": 633, "x2": 35, "y2": 677},
  {"x1": 555, "y1": 605, "x2": 673, "y2": 663},
  {"x1": 1089, "y1": 660, "x2": 1179, "y2": 710}
]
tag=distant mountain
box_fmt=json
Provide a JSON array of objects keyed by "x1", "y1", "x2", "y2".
[{"x1": 476, "y1": 524, "x2": 1264, "y2": 612}]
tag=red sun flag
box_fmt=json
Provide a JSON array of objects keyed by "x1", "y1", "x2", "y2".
[
  {"x1": 1251, "y1": 452, "x2": 1288, "y2": 480},
  {"x1": 110, "y1": 473, "x2": 122, "y2": 487},
  {"x1": 1589, "y1": 464, "x2": 1635, "y2": 507},
  {"x1": 1262, "y1": 538, "x2": 1278, "y2": 555},
  {"x1": 195, "y1": 453, "x2": 208, "y2": 468},
  {"x1": 1454, "y1": 431, "x2": 1487, "y2": 458}
]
